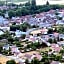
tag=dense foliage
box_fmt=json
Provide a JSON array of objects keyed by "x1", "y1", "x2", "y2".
[
  {"x1": 7, "y1": 4, "x2": 64, "y2": 18},
  {"x1": 8, "y1": 4, "x2": 64, "y2": 18},
  {"x1": 0, "y1": 1, "x2": 64, "y2": 18},
  {"x1": 6, "y1": 60, "x2": 16, "y2": 64}
]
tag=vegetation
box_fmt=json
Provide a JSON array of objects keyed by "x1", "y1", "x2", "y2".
[
  {"x1": 6, "y1": 60, "x2": 16, "y2": 64},
  {"x1": 57, "y1": 26, "x2": 64, "y2": 34},
  {"x1": 1, "y1": 0, "x2": 64, "y2": 18},
  {"x1": 46, "y1": 1, "x2": 49, "y2": 5},
  {"x1": 8, "y1": 4, "x2": 64, "y2": 18},
  {"x1": 31, "y1": 58, "x2": 40, "y2": 64},
  {"x1": 10, "y1": 22, "x2": 31, "y2": 32}
]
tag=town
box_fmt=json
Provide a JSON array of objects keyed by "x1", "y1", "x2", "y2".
[{"x1": 0, "y1": 0, "x2": 64, "y2": 64}]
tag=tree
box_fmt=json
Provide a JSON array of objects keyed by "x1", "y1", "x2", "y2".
[
  {"x1": 58, "y1": 17, "x2": 62, "y2": 20},
  {"x1": 46, "y1": 1, "x2": 49, "y2": 5},
  {"x1": 55, "y1": 55, "x2": 62, "y2": 61},
  {"x1": 10, "y1": 25, "x2": 20, "y2": 31},
  {"x1": 25, "y1": 2, "x2": 31, "y2": 6},
  {"x1": 21, "y1": 34, "x2": 26, "y2": 39},
  {"x1": 57, "y1": 37, "x2": 59, "y2": 41},
  {"x1": 0, "y1": 12, "x2": 4, "y2": 17},
  {"x1": 31, "y1": 58, "x2": 40, "y2": 64},
  {"x1": 7, "y1": 36, "x2": 14, "y2": 44},
  {"x1": 25, "y1": 59, "x2": 29, "y2": 64},
  {"x1": 8, "y1": 10, "x2": 16, "y2": 18},
  {"x1": 31, "y1": 0, "x2": 36, "y2": 6},
  {"x1": 16, "y1": 9, "x2": 22, "y2": 16},
  {"x1": 60, "y1": 38, "x2": 63, "y2": 41},
  {"x1": 0, "y1": 46, "x2": 3, "y2": 53},
  {"x1": 14, "y1": 41, "x2": 22, "y2": 47},
  {"x1": 20, "y1": 22, "x2": 30, "y2": 32},
  {"x1": 21, "y1": 8, "x2": 29, "y2": 16},
  {"x1": 48, "y1": 38, "x2": 53, "y2": 43},
  {"x1": 53, "y1": 38, "x2": 57, "y2": 44},
  {"x1": 60, "y1": 49, "x2": 64, "y2": 55},
  {"x1": 6, "y1": 60, "x2": 16, "y2": 64},
  {"x1": 48, "y1": 29, "x2": 53, "y2": 34}
]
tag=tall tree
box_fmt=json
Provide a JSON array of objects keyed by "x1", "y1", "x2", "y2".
[
  {"x1": 46, "y1": 1, "x2": 49, "y2": 5},
  {"x1": 31, "y1": 0, "x2": 36, "y2": 6}
]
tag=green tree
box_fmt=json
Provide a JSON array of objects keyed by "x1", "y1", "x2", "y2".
[
  {"x1": 20, "y1": 22, "x2": 30, "y2": 32},
  {"x1": 25, "y1": 59, "x2": 29, "y2": 64},
  {"x1": 60, "y1": 49, "x2": 64, "y2": 55},
  {"x1": 60, "y1": 38, "x2": 63, "y2": 41},
  {"x1": 21, "y1": 34, "x2": 26, "y2": 39},
  {"x1": 31, "y1": 58, "x2": 40, "y2": 64},
  {"x1": 6, "y1": 60, "x2": 16, "y2": 64},
  {"x1": 21, "y1": 8, "x2": 29, "y2": 16},
  {"x1": 25, "y1": 2, "x2": 31, "y2": 6},
  {"x1": 48, "y1": 38, "x2": 53, "y2": 43},
  {"x1": 53, "y1": 38, "x2": 57, "y2": 44},
  {"x1": 0, "y1": 46, "x2": 3, "y2": 53},
  {"x1": 16, "y1": 9, "x2": 22, "y2": 16},
  {"x1": 48, "y1": 29, "x2": 53, "y2": 34},
  {"x1": 31, "y1": 0, "x2": 36, "y2": 6},
  {"x1": 46, "y1": 1, "x2": 49, "y2": 5},
  {"x1": 8, "y1": 10, "x2": 16, "y2": 18},
  {"x1": 7, "y1": 36, "x2": 14, "y2": 44}
]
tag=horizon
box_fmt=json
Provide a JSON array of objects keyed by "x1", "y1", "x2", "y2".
[
  {"x1": 0, "y1": 0, "x2": 64, "y2": 5},
  {"x1": 36, "y1": 0, "x2": 64, "y2": 5}
]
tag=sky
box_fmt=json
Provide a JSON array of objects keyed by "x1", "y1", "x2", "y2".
[
  {"x1": 1, "y1": 0, "x2": 64, "y2": 5},
  {"x1": 36, "y1": 0, "x2": 64, "y2": 5}
]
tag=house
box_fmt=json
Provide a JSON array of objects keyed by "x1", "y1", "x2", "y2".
[
  {"x1": 19, "y1": 62, "x2": 25, "y2": 64},
  {"x1": 30, "y1": 28, "x2": 48, "y2": 36},
  {"x1": 0, "y1": 27, "x2": 10, "y2": 31},
  {"x1": 39, "y1": 23, "x2": 52, "y2": 28},
  {"x1": 24, "y1": 53, "x2": 42, "y2": 62},
  {"x1": 5, "y1": 11, "x2": 9, "y2": 18},
  {"x1": 0, "y1": 16, "x2": 9, "y2": 26},
  {"x1": 53, "y1": 32, "x2": 59, "y2": 38},
  {"x1": 0, "y1": 39, "x2": 8, "y2": 43},
  {"x1": 29, "y1": 36, "x2": 36, "y2": 42},
  {"x1": 59, "y1": 34, "x2": 64, "y2": 39},
  {"x1": 10, "y1": 45, "x2": 20, "y2": 55},
  {"x1": 33, "y1": 54, "x2": 42, "y2": 61},
  {"x1": 3, "y1": 44, "x2": 9, "y2": 50},
  {"x1": 48, "y1": 34, "x2": 54, "y2": 39},
  {"x1": 41, "y1": 34, "x2": 49, "y2": 41},
  {"x1": 50, "y1": 61, "x2": 61, "y2": 64},
  {"x1": 57, "y1": 41, "x2": 64, "y2": 46},
  {"x1": 51, "y1": 44, "x2": 61, "y2": 52},
  {"x1": 56, "y1": 20, "x2": 64, "y2": 25},
  {"x1": 15, "y1": 30, "x2": 26, "y2": 37}
]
